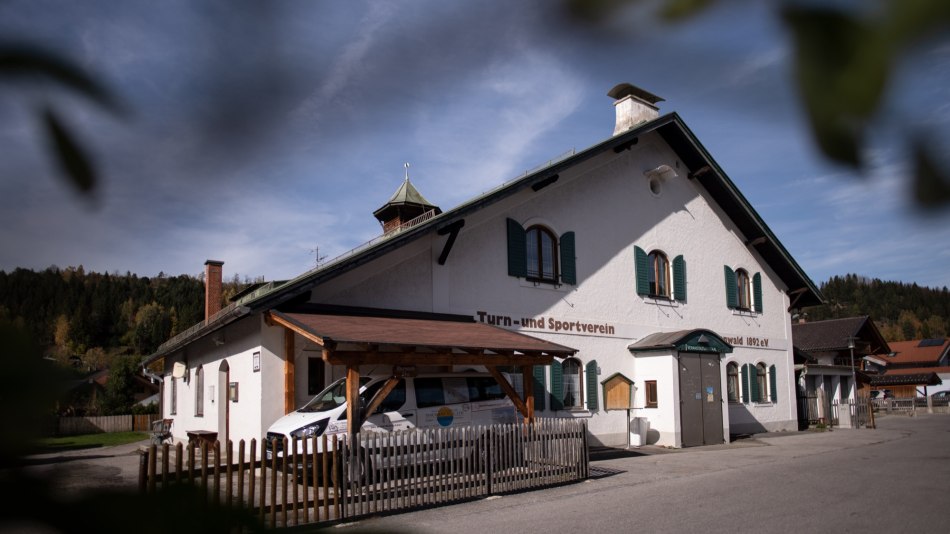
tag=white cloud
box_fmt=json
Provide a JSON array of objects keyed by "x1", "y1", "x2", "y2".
[
  {"x1": 412, "y1": 45, "x2": 585, "y2": 204},
  {"x1": 725, "y1": 46, "x2": 788, "y2": 88},
  {"x1": 291, "y1": 2, "x2": 396, "y2": 125}
]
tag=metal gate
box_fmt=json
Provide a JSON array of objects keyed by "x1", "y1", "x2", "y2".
[{"x1": 678, "y1": 353, "x2": 724, "y2": 447}]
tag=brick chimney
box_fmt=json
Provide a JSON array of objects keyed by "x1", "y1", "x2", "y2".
[
  {"x1": 608, "y1": 83, "x2": 664, "y2": 135},
  {"x1": 204, "y1": 260, "x2": 224, "y2": 321}
]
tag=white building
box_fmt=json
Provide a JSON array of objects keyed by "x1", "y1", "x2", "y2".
[{"x1": 145, "y1": 83, "x2": 822, "y2": 450}]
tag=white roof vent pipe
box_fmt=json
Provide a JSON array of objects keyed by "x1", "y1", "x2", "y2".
[{"x1": 608, "y1": 83, "x2": 664, "y2": 135}]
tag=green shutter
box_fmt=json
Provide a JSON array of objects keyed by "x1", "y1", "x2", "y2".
[
  {"x1": 550, "y1": 360, "x2": 564, "y2": 411},
  {"x1": 506, "y1": 218, "x2": 527, "y2": 278},
  {"x1": 673, "y1": 255, "x2": 686, "y2": 301},
  {"x1": 740, "y1": 364, "x2": 749, "y2": 403},
  {"x1": 533, "y1": 365, "x2": 546, "y2": 411},
  {"x1": 560, "y1": 231, "x2": 576, "y2": 285},
  {"x1": 753, "y1": 272, "x2": 763, "y2": 313},
  {"x1": 769, "y1": 364, "x2": 778, "y2": 403},
  {"x1": 585, "y1": 360, "x2": 598, "y2": 412},
  {"x1": 724, "y1": 266, "x2": 738, "y2": 309},
  {"x1": 635, "y1": 246, "x2": 649, "y2": 296},
  {"x1": 750, "y1": 365, "x2": 760, "y2": 402}
]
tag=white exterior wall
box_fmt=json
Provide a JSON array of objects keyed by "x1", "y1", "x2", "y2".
[
  {"x1": 305, "y1": 131, "x2": 800, "y2": 447},
  {"x1": 628, "y1": 353, "x2": 680, "y2": 446},
  {"x1": 161, "y1": 316, "x2": 272, "y2": 448}
]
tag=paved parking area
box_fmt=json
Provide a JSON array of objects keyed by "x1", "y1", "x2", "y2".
[{"x1": 10, "y1": 414, "x2": 949, "y2": 533}]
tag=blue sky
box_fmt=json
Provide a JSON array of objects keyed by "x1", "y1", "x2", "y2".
[{"x1": 1, "y1": 1, "x2": 949, "y2": 290}]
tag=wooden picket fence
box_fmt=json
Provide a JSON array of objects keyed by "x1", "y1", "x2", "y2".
[{"x1": 141, "y1": 418, "x2": 589, "y2": 529}]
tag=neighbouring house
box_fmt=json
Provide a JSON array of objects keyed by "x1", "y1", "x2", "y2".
[
  {"x1": 143, "y1": 83, "x2": 822, "y2": 451},
  {"x1": 791, "y1": 316, "x2": 889, "y2": 427},
  {"x1": 864, "y1": 338, "x2": 949, "y2": 397},
  {"x1": 59, "y1": 367, "x2": 161, "y2": 415}
]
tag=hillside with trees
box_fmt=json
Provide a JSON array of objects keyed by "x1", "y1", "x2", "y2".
[
  {"x1": 3, "y1": 267, "x2": 947, "y2": 414},
  {"x1": 803, "y1": 274, "x2": 950, "y2": 341},
  {"x1": 0, "y1": 266, "x2": 254, "y2": 415}
]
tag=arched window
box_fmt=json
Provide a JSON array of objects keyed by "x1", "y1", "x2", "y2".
[
  {"x1": 648, "y1": 250, "x2": 670, "y2": 297},
  {"x1": 756, "y1": 363, "x2": 768, "y2": 403},
  {"x1": 727, "y1": 362, "x2": 739, "y2": 403},
  {"x1": 561, "y1": 358, "x2": 583, "y2": 409},
  {"x1": 736, "y1": 269, "x2": 752, "y2": 310},
  {"x1": 525, "y1": 226, "x2": 558, "y2": 283},
  {"x1": 195, "y1": 366, "x2": 204, "y2": 417}
]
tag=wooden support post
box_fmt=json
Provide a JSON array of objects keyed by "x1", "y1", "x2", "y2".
[
  {"x1": 522, "y1": 365, "x2": 534, "y2": 425},
  {"x1": 345, "y1": 365, "x2": 362, "y2": 433},
  {"x1": 284, "y1": 328, "x2": 295, "y2": 414},
  {"x1": 345, "y1": 364, "x2": 361, "y2": 481}
]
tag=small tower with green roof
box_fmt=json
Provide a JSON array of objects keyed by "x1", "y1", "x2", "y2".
[{"x1": 373, "y1": 163, "x2": 441, "y2": 234}]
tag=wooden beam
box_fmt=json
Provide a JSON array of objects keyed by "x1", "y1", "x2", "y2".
[
  {"x1": 266, "y1": 311, "x2": 326, "y2": 348},
  {"x1": 436, "y1": 219, "x2": 465, "y2": 266},
  {"x1": 688, "y1": 165, "x2": 712, "y2": 180},
  {"x1": 531, "y1": 174, "x2": 559, "y2": 192},
  {"x1": 787, "y1": 287, "x2": 810, "y2": 311},
  {"x1": 323, "y1": 351, "x2": 555, "y2": 366},
  {"x1": 284, "y1": 329, "x2": 295, "y2": 414},
  {"x1": 486, "y1": 366, "x2": 529, "y2": 420},
  {"x1": 363, "y1": 373, "x2": 403, "y2": 418}
]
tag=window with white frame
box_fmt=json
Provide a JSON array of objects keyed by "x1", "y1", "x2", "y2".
[
  {"x1": 506, "y1": 218, "x2": 577, "y2": 286},
  {"x1": 739, "y1": 362, "x2": 778, "y2": 404},
  {"x1": 756, "y1": 363, "x2": 768, "y2": 402},
  {"x1": 724, "y1": 266, "x2": 763, "y2": 313},
  {"x1": 562, "y1": 359, "x2": 583, "y2": 409},
  {"x1": 526, "y1": 225, "x2": 559, "y2": 284},
  {"x1": 737, "y1": 269, "x2": 752, "y2": 310},
  {"x1": 635, "y1": 247, "x2": 686, "y2": 301},
  {"x1": 648, "y1": 250, "x2": 670, "y2": 298},
  {"x1": 726, "y1": 362, "x2": 739, "y2": 403}
]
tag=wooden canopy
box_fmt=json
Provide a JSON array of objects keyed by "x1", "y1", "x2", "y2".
[{"x1": 264, "y1": 309, "x2": 577, "y2": 433}]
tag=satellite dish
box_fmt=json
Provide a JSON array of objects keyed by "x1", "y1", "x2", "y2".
[{"x1": 172, "y1": 362, "x2": 186, "y2": 379}]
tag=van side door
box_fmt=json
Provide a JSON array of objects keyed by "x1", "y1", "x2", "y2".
[{"x1": 363, "y1": 378, "x2": 413, "y2": 431}]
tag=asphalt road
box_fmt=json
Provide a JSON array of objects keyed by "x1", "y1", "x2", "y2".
[
  {"x1": 16, "y1": 438, "x2": 147, "y2": 499},
  {"x1": 354, "y1": 414, "x2": 950, "y2": 533},
  {"x1": 8, "y1": 414, "x2": 950, "y2": 533}
]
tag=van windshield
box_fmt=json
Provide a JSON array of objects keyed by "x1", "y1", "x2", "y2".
[{"x1": 299, "y1": 377, "x2": 371, "y2": 412}]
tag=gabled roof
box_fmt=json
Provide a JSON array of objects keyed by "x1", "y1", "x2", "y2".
[
  {"x1": 792, "y1": 316, "x2": 889, "y2": 354},
  {"x1": 878, "y1": 339, "x2": 950, "y2": 365},
  {"x1": 146, "y1": 112, "x2": 822, "y2": 363},
  {"x1": 269, "y1": 309, "x2": 576, "y2": 361}
]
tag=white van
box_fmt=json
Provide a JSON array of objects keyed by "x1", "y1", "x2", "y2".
[{"x1": 264, "y1": 371, "x2": 521, "y2": 460}]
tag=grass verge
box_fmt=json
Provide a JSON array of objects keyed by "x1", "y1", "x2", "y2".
[{"x1": 32, "y1": 431, "x2": 148, "y2": 454}]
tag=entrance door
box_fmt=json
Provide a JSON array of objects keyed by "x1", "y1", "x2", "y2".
[
  {"x1": 678, "y1": 353, "x2": 724, "y2": 447},
  {"x1": 218, "y1": 360, "x2": 230, "y2": 444}
]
